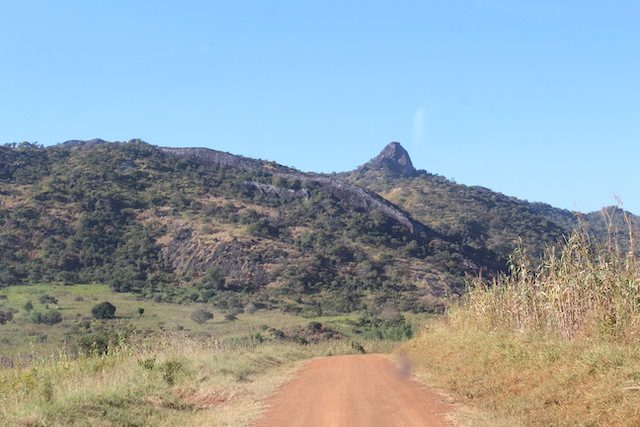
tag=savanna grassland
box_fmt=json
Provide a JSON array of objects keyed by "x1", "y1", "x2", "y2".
[
  {"x1": 3, "y1": 140, "x2": 640, "y2": 426},
  {"x1": 406, "y1": 228, "x2": 640, "y2": 426},
  {"x1": 0, "y1": 283, "x2": 416, "y2": 426}
]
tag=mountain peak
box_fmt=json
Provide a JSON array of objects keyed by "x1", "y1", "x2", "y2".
[{"x1": 358, "y1": 142, "x2": 417, "y2": 177}]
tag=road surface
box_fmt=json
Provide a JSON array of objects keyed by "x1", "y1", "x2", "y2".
[{"x1": 254, "y1": 354, "x2": 453, "y2": 427}]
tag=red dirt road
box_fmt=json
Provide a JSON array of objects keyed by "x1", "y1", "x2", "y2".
[{"x1": 254, "y1": 354, "x2": 453, "y2": 427}]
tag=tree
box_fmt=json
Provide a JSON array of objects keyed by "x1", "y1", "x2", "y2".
[
  {"x1": 91, "y1": 301, "x2": 116, "y2": 320},
  {"x1": 190, "y1": 308, "x2": 213, "y2": 324},
  {"x1": 137, "y1": 307, "x2": 145, "y2": 317},
  {"x1": 200, "y1": 267, "x2": 225, "y2": 291}
]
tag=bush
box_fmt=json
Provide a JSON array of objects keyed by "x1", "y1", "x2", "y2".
[
  {"x1": 29, "y1": 309, "x2": 62, "y2": 325},
  {"x1": 77, "y1": 332, "x2": 114, "y2": 355},
  {"x1": 38, "y1": 294, "x2": 58, "y2": 307},
  {"x1": 40, "y1": 310, "x2": 62, "y2": 325},
  {"x1": 200, "y1": 267, "x2": 225, "y2": 291},
  {"x1": 0, "y1": 308, "x2": 14, "y2": 324},
  {"x1": 159, "y1": 359, "x2": 186, "y2": 386},
  {"x1": 91, "y1": 301, "x2": 116, "y2": 320},
  {"x1": 23, "y1": 300, "x2": 33, "y2": 311},
  {"x1": 190, "y1": 309, "x2": 213, "y2": 324},
  {"x1": 224, "y1": 307, "x2": 243, "y2": 322},
  {"x1": 354, "y1": 313, "x2": 413, "y2": 341}
]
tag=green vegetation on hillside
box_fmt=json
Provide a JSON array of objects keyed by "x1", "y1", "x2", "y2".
[
  {"x1": 0, "y1": 283, "x2": 420, "y2": 425},
  {"x1": 0, "y1": 141, "x2": 484, "y2": 313},
  {"x1": 348, "y1": 168, "x2": 637, "y2": 268}
]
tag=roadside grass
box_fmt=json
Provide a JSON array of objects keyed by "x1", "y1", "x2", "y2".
[
  {"x1": 0, "y1": 284, "x2": 406, "y2": 357},
  {"x1": 405, "y1": 227, "x2": 640, "y2": 426},
  {"x1": 0, "y1": 327, "x2": 396, "y2": 426},
  {"x1": 0, "y1": 283, "x2": 412, "y2": 425}
]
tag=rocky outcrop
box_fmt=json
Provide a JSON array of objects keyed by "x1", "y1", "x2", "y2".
[
  {"x1": 357, "y1": 142, "x2": 417, "y2": 177},
  {"x1": 159, "y1": 144, "x2": 430, "y2": 237},
  {"x1": 159, "y1": 146, "x2": 262, "y2": 170}
]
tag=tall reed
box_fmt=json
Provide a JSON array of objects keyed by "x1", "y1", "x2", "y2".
[{"x1": 459, "y1": 212, "x2": 640, "y2": 340}]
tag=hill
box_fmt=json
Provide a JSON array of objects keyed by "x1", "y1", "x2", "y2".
[
  {"x1": 0, "y1": 140, "x2": 496, "y2": 314},
  {"x1": 1, "y1": 140, "x2": 635, "y2": 313},
  {"x1": 346, "y1": 142, "x2": 637, "y2": 267}
]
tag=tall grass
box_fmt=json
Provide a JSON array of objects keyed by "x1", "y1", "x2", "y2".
[
  {"x1": 405, "y1": 214, "x2": 640, "y2": 425},
  {"x1": 462, "y1": 221, "x2": 639, "y2": 340},
  {"x1": 0, "y1": 332, "x2": 392, "y2": 426}
]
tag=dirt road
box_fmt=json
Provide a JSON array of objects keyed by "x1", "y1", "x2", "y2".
[{"x1": 254, "y1": 354, "x2": 453, "y2": 427}]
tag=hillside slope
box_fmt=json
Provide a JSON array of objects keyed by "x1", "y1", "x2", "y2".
[
  {"x1": 346, "y1": 142, "x2": 637, "y2": 266},
  {"x1": 0, "y1": 140, "x2": 494, "y2": 314},
  {"x1": 2, "y1": 139, "x2": 633, "y2": 313}
]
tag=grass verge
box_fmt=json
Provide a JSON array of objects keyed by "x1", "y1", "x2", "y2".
[
  {"x1": 0, "y1": 335, "x2": 392, "y2": 426},
  {"x1": 405, "y1": 228, "x2": 640, "y2": 426}
]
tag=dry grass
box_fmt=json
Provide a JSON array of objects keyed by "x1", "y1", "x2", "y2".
[
  {"x1": 405, "y1": 220, "x2": 640, "y2": 426},
  {"x1": 0, "y1": 334, "x2": 390, "y2": 426},
  {"x1": 464, "y1": 230, "x2": 640, "y2": 340}
]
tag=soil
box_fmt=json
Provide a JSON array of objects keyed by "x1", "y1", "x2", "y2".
[{"x1": 254, "y1": 354, "x2": 453, "y2": 427}]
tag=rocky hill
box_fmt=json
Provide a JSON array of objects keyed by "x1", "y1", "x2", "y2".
[
  {"x1": 0, "y1": 140, "x2": 634, "y2": 314},
  {"x1": 0, "y1": 140, "x2": 498, "y2": 314},
  {"x1": 346, "y1": 143, "x2": 637, "y2": 266}
]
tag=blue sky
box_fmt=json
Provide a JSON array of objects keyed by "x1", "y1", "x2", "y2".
[{"x1": 1, "y1": 1, "x2": 638, "y2": 213}]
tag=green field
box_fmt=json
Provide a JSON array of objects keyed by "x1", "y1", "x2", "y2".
[
  {"x1": 0, "y1": 284, "x2": 419, "y2": 425},
  {"x1": 0, "y1": 284, "x2": 403, "y2": 356}
]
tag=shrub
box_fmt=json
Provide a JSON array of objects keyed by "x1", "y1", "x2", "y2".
[
  {"x1": 224, "y1": 307, "x2": 243, "y2": 322},
  {"x1": 190, "y1": 309, "x2": 213, "y2": 324},
  {"x1": 200, "y1": 267, "x2": 225, "y2": 291},
  {"x1": 29, "y1": 309, "x2": 62, "y2": 325},
  {"x1": 244, "y1": 302, "x2": 258, "y2": 314},
  {"x1": 38, "y1": 294, "x2": 58, "y2": 307},
  {"x1": 76, "y1": 332, "x2": 114, "y2": 355},
  {"x1": 137, "y1": 357, "x2": 156, "y2": 370},
  {"x1": 0, "y1": 308, "x2": 14, "y2": 324},
  {"x1": 354, "y1": 313, "x2": 413, "y2": 341},
  {"x1": 23, "y1": 300, "x2": 33, "y2": 311},
  {"x1": 40, "y1": 310, "x2": 62, "y2": 325},
  {"x1": 91, "y1": 301, "x2": 116, "y2": 320},
  {"x1": 137, "y1": 307, "x2": 145, "y2": 317},
  {"x1": 351, "y1": 340, "x2": 366, "y2": 354},
  {"x1": 29, "y1": 310, "x2": 42, "y2": 324},
  {"x1": 159, "y1": 359, "x2": 186, "y2": 386}
]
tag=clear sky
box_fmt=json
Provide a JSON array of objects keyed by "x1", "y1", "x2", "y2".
[{"x1": 1, "y1": 1, "x2": 638, "y2": 213}]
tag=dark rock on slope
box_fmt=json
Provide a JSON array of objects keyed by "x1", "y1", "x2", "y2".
[{"x1": 357, "y1": 142, "x2": 418, "y2": 177}]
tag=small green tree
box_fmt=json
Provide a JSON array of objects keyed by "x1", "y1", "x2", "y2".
[
  {"x1": 137, "y1": 307, "x2": 145, "y2": 317},
  {"x1": 91, "y1": 301, "x2": 116, "y2": 320},
  {"x1": 200, "y1": 267, "x2": 225, "y2": 291},
  {"x1": 190, "y1": 309, "x2": 213, "y2": 324}
]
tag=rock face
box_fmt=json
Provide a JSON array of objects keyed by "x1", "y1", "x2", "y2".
[
  {"x1": 358, "y1": 142, "x2": 417, "y2": 177},
  {"x1": 159, "y1": 144, "x2": 430, "y2": 237}
]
